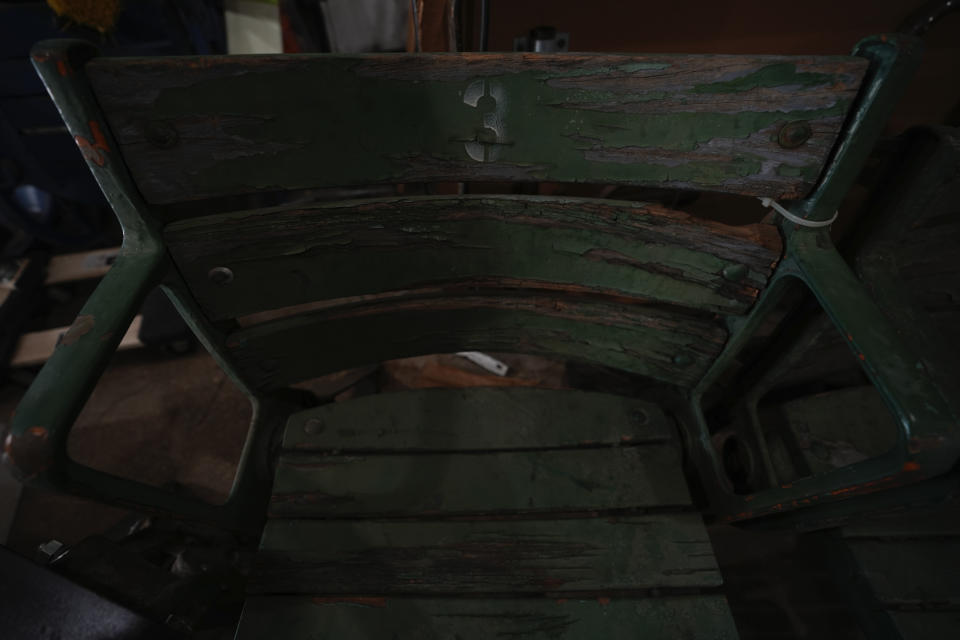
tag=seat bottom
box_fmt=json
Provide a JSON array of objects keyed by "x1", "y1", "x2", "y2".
[{"x1": 237, "y1": 387, "x2": 739, "y2": 639}]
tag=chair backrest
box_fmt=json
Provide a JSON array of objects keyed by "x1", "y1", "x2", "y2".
[
  {"x1": 83, "y1": 50, "x2": 866, "y2": 393},
  {"x1": 87, "y1": 53, "x2": 865, "y2": 207}
]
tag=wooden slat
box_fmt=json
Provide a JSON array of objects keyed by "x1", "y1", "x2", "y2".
[
  {"x1": 270, "y1": 446, "x2": 690, "y2": 517},
  {"x1": 236, "y1": 595, "x2": 741, "y2": 639},
  {"x1": 226, "y1": 294, "x2": 726, "y2": 390},
  {"x1": 284, "y1": 388, "x2": 671, "y2": 452},
  {"x1": 88, "y1": 53, "x2": 866, "y2": 206},
  {"x1": 164, "y1": 196, "x2": 782, "y2": 322},
  {"x1": 846, "y1": 539, "x2": 960, "y2": 607},
  {"x1": 254, "y1": 516, "x2": 721, "y2": 594}
]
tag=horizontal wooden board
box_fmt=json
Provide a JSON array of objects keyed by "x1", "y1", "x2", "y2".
[
  {"x1": 847, "y1": 539, "x2": 960, "y2": 606},
  {"x1": 269, "y1": 446, "x2": 690, "y2": 517},
  {"x1": 164, "y1": 195, "x2": 781, "y2": 322},
  {"x1": 254, "y1": 516, "x2": 721, "y2": 594},
  {"x1": 236, "y1": 595, "x2": 740, "y2": 639},
  {"x1": 88, "y1": 53, "x2": 866, "y2": 205},
  {"x1": 226, "y1": 294, "x2": 726, "y2": 390},
  {"x1": 284, "y1": 388, "x2": 671, "y2": 452}
]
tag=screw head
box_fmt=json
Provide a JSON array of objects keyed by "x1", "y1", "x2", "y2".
[
  {"x1": 304, "y1": 418, "x2": 324, "y2": 435},
  {"x1": 673, "y1": 353, "x2": 693, "y2": 367},
  {"x1": 722, "y1": 264, "x2": 748, "y2": 282},
  {"x1": 143, "y1": 120, "x2": 179, "y2": 149},
  {"x1": 207, "y1": 266, "x2": 233, "y2": 285},
  {"x1": 778, "y1": 121, "x2": 812, "y2": 148},
  {"x1": 632, "y1": 409, "x2": 649, "y2": 425}
]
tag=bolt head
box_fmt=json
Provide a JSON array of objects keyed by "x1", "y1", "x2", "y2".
[
  {"x1": 778, "y1": 121, "x2": 812, "y2": 148},
  {"x1": 722, "y1": 264, "x2": 748, "y2": 282},
  {"x1": 143, "y1": 120, "x2": 179, "y2": 149},
  {"x1": 208, "y1": 266, "x2": 234, "y2": 285}
]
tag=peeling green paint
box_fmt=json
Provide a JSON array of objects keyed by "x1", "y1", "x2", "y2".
[
  {"x1": 691, "y1": 63, "x2": 836, "y2": 94},
  {"x1": 776, "y1": 163, "x2": 820, "y2": 180},
  {"x1": 87, "y1": 54, "x2": 865, "y2": 205}
]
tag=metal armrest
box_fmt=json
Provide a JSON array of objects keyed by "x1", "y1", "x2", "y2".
[{"x1": 1, "y1": 40, "x2": 278, "y2": 533}]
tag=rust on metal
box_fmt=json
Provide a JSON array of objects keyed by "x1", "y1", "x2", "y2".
[
  {"x1": 3, "y1": 426, "x2": 52, "y2": 479},
  {"x1": 74, "y1": 120, "x2": 111, "y2": 167}
]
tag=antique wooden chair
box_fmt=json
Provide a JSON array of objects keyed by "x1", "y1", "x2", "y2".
[{"x1": 5, "y1": 35, "x2": 958, "y2": 637}]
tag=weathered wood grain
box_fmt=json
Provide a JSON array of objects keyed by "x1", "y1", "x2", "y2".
[
  {"x1": 165, "y1": 195, "x2": 782, "y2": 322},
  {"x1": 87, "y1": 53, "x2": 866, "y2": 205},
  {"x1": 225, "y1": 293, "x2": 727, "y2": 390},
  {"x1": 269, "y1": 446, "x2": 689, "y2": 517},
  {"x1": 236, "y1": 596, "x2": 741, "y2": 639},
  {"x1": 283, "y1": 388, "x2": 671, "y2": 452},
  {"x1": 254, "y1": 516, "x2": 721, "y2": 594}
]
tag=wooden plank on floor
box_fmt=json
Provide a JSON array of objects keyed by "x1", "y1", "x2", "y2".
[
  {"x1": 10, "y1": 315, "x2": 144, "y2": 368},
  {"x1": 253, "y1": 515, "x2": 720, "y2": 594},
  {"x1": 847, "y1": 539, "x2": 960, "y2": 606},
  {"x1": 270, "y1": 445, "x2": 690, "y2": 518},
  {"x1": 283, "y1": 388, "x2": 671, "y2": 452},
  {"x1": 44, "y1": 247, "x2": 120, "y2": 284},
  {"x1": 236, "y1": 595, "x2": 741, "y2": 639}
]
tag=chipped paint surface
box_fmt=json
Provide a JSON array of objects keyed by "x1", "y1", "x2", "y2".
[
  {"x1": 60, "y1": 314, "x2": 96, "y2": 346},
  {"x1": 165, "y1": 195, "x2": 782, "y2": 323},
  {"x1": 74, "y1": 121, "x2": 111, "y2": 167},
  {"x1": 85, "y1": 52, "x2": 866, "y2": 205}
]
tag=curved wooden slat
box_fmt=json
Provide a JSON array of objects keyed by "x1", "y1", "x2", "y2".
[
  {"x1": 87, "y1": 53, "x2": 866, "y2": 205},
  {"x1": 225, "y1": 293, "x2": 726, "y2": 390},
  {"x1": 165, "y1": 195, "x2": 781, "y2": 322}
]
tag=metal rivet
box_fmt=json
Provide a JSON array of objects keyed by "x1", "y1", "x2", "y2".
[
  {"x1": 722, "y1": 264, "x2": 748, "y2": 282},
  {"x1": 777, "y1": 121, "x2": 812, "y2": 148},
  {"x1": 632, "y1": 409, "x2": 649, "y2": 425},
  {"x1": 143, "y1": 120, "x2": 179, "y2": 149},
  {"x1": 673, "y1": 354, "x2": 693, "y2": 367},
  {"x1": 304, "y1": 418, "x2": 324, "y2": 435},
  {"x1": 207, "y1": 266, "x2": 233, "y2": 285}
]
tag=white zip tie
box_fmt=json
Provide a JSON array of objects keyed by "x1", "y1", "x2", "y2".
[
  {"x1": 456, "y1": 351, "x2": 509, "y2": 376},
  {"x1": 759, "y1": 197, "x2": 838, "y2": 228}
]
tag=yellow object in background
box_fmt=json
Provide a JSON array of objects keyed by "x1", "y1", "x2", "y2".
[{"x1": 46, "y1": 0, "x2": 123, "y2": 33}]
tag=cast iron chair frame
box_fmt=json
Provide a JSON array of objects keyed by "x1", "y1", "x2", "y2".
[{"x1": 5, "y1": 34, "x2": 957, "y2": 534}]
